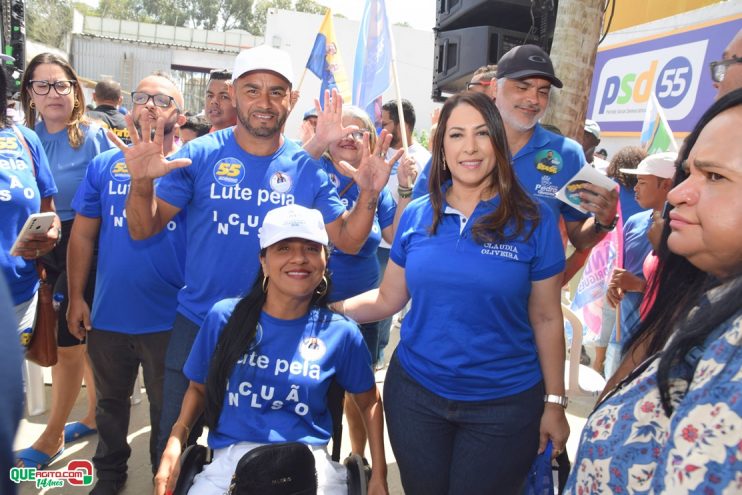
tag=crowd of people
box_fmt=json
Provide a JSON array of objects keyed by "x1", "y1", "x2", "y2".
[{"x1": 1, "y1": 25, "x2": 741, "y2": 495}]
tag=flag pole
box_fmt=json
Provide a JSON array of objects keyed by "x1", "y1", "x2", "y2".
[
  {"x1": 295, "y1": 67, "x2": 308, "y2": 95},
  {"x1": 388, "y1": 22, "x2": 409, "y2": 155}
]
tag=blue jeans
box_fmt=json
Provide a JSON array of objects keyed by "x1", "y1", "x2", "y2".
[
  {"x1": 375, "y1": 247, "x2": 392, "y2": 362},
  {"x1": 383, "y1": 353, "x2": 544, "y2": 495},
  {"x1": 156, "y1": 313, "x2": 203, "y2": 463}
]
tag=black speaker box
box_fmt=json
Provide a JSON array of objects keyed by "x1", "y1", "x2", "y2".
[
  {"x1": 437, "y1": 0, "x2": 549, "y2": 32},
  {"x1": 432, "y1": 25, "x2": 529, "y2": 100},
  {"x1": 1, "y1": 0, "x2": 25, "y2": 98}
]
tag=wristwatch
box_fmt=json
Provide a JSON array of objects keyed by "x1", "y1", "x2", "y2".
[
  {"x1": 594, "y1": 215, "x2": 618, "y2": 233},
  {"x1": 544, "y1": 394, "x2": 569, "y2": 408}
]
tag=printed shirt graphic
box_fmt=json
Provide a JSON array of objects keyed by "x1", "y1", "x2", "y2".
[
  {"x1": 0, "y1": 125, "x2": 57, "y2": 305},
  {"x1": 318, "y1": 156, "x2": 395, "y2": 301},
  {"x1": 184, "y1": 303, "x2": 374, "y2": 449},
  {"x1": 72, "y1": 148, "x2": 185, "y2": 333},
  {"x1": 390, "y1": 183, "x2": 565, "y2": 400},
  {"x1": 157, "y1": 130, "x2": 347, "y2": 325},
  {"x1": 565, "y1": 310, "x2": 742, "y2": 494},
  {"x1": 512, "y1": 124, "x2": 590, "y2": 223}
]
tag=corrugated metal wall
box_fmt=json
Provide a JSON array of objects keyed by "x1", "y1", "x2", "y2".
[{"x1": 71, "y1": 36, "x2": 172, "y2": 94}]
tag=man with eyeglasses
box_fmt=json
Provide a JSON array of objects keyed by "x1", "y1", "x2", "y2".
[
  {"x1": 66, "y1": 72, "x2": 187, "y2": 495},
  {"x1": 204, "y1": 69, "x2": 237, "y2": 132},
  {"x1": 712, "y1": 29, "x2": 742, "y2": 99},
  {"x1": 116, "y1": 45, "x2": 398, "y2": 465}
]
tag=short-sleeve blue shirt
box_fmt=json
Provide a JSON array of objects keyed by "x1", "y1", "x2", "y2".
[
  {"x1": 184, "y1": 302, "x2": 374, "y2": 449},
  {"x1": 72, "y1": 148, "x2": 185, "y2": 333},
  {"x1": 317, "y1": 157, "x2": 396, "y2": 301},
  {"x1": 391, "y1": 183, "x2": 565, "y2": 401},
  {"x1": 0, "y1": 125, "x2": 57, "y2": 305},
  {"x1": 156, "y1": 130, "x2": 347, "y2": 325},
  {"x1": 35, "y1": 122, "x2": 113, "y2": 221}
]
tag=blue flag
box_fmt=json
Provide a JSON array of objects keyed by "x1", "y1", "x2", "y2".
[
  {"x1": 305, "y1": 10, "x2": 351, "y2": 104},
  {"x1": 352, "y1": 0, "x2": 392, "y2": 126}
]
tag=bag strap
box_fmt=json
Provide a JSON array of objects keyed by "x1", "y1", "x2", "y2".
[
  {"x1": 337, "y1": 178, "x2": 355, "y2": 198},
  {"x1": 12, "y1": 125, "x2": 35, "y2": 176}
]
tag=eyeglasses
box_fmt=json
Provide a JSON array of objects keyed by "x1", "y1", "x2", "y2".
[
  {"x1": 131, "y1": 91, "x2": 181, "y2": 110},
  {"x1": 28, "y1": 80, "x2": 76, "y2": 96},
  {"x1": 466, "y1": 80, "x2": 493, "y2": 91},
  {"x1": 349, "y1": 131, "x2": 366, "y2": 141},
  {"x1": 709, "y1": 56, "x2": 742, "y2": 83}
]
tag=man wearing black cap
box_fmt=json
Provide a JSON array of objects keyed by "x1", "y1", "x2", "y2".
[{"x1": 493, "y1": 44, "x2": 618, "y2": 252}]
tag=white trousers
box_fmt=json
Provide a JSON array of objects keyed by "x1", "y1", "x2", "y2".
[{"x1": 188, "y1": 441, "x2": 348, "y2": 495}]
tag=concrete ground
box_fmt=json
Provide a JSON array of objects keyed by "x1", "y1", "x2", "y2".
[{"x1": 14, "y1": 321, "x2": 594, "y2": 495}]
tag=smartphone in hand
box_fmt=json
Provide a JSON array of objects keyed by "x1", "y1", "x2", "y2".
[{"x1": 10, "y1": 212, "x2": 56, "y2": 256}]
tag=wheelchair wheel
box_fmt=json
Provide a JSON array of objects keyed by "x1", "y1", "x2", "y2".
[{"x1": 344, "y1": 453, "x2": 368, "y2": 495}]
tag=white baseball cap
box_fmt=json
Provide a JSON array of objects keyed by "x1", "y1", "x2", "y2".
[
  {"x1": 259, "y1": 205, "x2": 328, "y2": 249},
  {"x1": 232, "y1": 45, "x2": 294, "y2": 86},
  {"x1": 620, "y1": 152, "x2": 678, "y2": 179}
]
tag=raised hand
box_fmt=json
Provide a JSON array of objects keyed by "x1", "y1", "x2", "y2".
[
  {"x1": 396, "y1": 153, "x2": 419, "y2": 189},
  {"x1": 108, "y1": 114, "x2": 191, "y2": 182},
  {"x1": 336, "y1": 129, "x2": 404, "y2": 193},
  {"x1": 312, "y1": 88, "x2": 358, "y2": 149}
]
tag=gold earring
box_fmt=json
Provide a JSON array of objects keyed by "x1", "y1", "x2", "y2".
[
  {"x1": 262, "y1": 276, "x2": 269, "y2": 293},
  {"x1": 29, "y1": 101, "x2": 36, "y2": 109},
  {"x1": 73, "y1": 100, "x2": 80, "y2": 109},
  {"x1": 441, "y1": 152, "x2": 447, "y2": 170},
  {"x1": 315, "y1": 275, "x2": 328, "y2": 297}
]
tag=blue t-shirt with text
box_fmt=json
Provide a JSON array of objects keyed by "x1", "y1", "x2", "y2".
[
  {"x1": 72, "y1": 148, "x2": 185, "y2": 333},
  {"x1": 157, "y1": 130, "x2": 347, "y2": 325},
  {"x1": 391, "y1": 185, "x2": 565, "y2": 401},
  {"x1": 0, "y1": 125, "x2": 57, "y2": 304},
  {"x1": 184, "y1": 302, "x2": 374, "y2": 449},
  {"x1": 318, "y1": 156, "x2": 395, "y2": 301}
]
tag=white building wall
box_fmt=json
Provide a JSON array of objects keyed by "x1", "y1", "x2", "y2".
[{"x1": 265, "y1": 9, "x2": 439, "y2": 142}]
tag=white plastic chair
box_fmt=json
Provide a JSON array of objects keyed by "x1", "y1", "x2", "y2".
[{"x1": 562, "y1": 303, "x2": 606, "y2": 417}]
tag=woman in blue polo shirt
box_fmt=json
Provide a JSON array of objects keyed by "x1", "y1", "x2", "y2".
[
  {"x1": 155, "y1": 205, "x2": 387, "y2": 495},
  {"x1": 337, "y1": 92, "x2": 569, "y2": 494}
]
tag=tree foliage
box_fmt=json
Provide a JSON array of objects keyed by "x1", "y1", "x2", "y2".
[{"x1": 26, "y1": 0, "x2": 73, "y2": 48}]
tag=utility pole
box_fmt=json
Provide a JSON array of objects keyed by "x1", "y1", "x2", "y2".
[{"x1": 543, "y1": 0, "x2": 606, "y2": 143}]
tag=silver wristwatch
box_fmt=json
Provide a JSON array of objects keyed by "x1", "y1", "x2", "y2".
[{"x1": 544, "y1": 394, "x2": 568, "y2": 408}]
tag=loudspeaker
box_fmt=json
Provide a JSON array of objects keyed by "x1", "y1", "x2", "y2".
[
  {"x1": 431, "y1": 26, "x2": 529, "y2": 101},
  {"x1": 1, "y1": 0, "x2": 25, "y2": 98},
  {"x1": 431, "y1": 0, "x2": 558, "y2": 101},
  {"x1": 437, "y1": 0, "x2": 536, "y2": 32}
]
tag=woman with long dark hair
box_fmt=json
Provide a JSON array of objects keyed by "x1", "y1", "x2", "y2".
[
  {"x1": 155, "y1": 205, "x2": 387, "y2": 495},
  {"x1": 565, "y1": 88, "x2": 742, "y2": 493},
  {"x1": 15, "y1": 53, "x2": 113, "y2": 470},
  {"x1": 335, "y1": 91, "x2": 569, "y2": 494}
]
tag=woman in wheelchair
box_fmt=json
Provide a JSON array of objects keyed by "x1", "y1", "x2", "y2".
[{"x1": 154, "y1": 205, "x2": 388, "y2": 495}]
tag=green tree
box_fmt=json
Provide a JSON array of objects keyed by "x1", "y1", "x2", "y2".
[
  {"x1": 248, "y1": 0, "x2": 326, "y2": 36},
  {"x1": 26, "y1": 0, "x2": 73, "y2": 47}
]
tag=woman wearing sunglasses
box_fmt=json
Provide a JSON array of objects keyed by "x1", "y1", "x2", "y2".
[{"x1": 15, "y1": 53, "x2": 114, "y2": 471}]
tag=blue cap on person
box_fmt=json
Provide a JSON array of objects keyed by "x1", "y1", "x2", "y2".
[
  {"x1": 259, "y1": 205, "x2": 329, "y2": 249},
  {"x1": 232, "y1": 44, "x2": 294, "y2": 86}
]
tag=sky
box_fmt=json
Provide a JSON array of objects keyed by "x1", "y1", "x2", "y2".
[{"x1": 316, "y1": 0, "x2": 437, "y2": 31}]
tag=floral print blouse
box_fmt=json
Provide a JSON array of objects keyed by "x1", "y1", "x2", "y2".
[{"x1": 565, "y1": 311, "x2": 742, "y2": 494}]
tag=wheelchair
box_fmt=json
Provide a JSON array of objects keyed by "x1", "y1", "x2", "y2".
[{"x1": 172, "y1": 381, "x2": 369, "y2": 495}]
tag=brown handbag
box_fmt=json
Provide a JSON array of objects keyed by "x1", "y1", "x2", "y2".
[{"x1": 25, "y1": 264, "x2": 58, "y2": 367}]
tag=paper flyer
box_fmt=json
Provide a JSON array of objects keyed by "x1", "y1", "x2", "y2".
[{"x1": 556, "y1": 166, "x2": 618, "y2": 214}]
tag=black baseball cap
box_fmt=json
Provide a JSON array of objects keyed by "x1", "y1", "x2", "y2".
[{"x1": 496, "y1": 44, "x2": 563, "y2": 88}]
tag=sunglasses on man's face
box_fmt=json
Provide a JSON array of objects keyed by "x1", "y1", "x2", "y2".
[
  {"x1": 466, "y1": 80, "x2": 493, "y2": 91},
  {"x1": 709, "y1": 56, "x2": 742, "y2": 83}
]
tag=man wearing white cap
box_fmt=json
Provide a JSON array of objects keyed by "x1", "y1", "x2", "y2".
[
  {"x1": 115, "y1": 44, "x2": 399, "y2": 461},
  {"x1": 603, "y1": 152, "x2": 677, "y2": 379}
]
